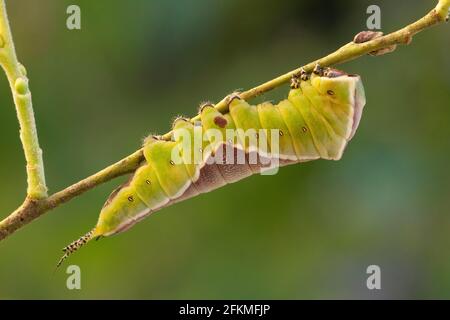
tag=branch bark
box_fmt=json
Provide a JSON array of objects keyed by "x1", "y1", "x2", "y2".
[{"x1": 0, "y1": 0, "x2": 449, "y2": 242}]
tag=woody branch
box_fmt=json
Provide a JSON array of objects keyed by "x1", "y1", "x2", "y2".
[{"x1": 0, "y1": 0, "x2": 448, "y2": 241}]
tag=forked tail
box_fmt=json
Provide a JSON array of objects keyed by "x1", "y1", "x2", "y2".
[{"x1": 56, "y1": 229, "x2": 96, "y2": 269}]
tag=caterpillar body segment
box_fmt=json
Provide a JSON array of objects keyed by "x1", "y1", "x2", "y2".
[
  {"x1": 172, "y1": 118, "x2": 202, "y2": 181},
  {"x1": 58, "y1": 69, "x2": 366, "y2": 265},
  {"x1": 144, "y1": 139, "x2": 193, "y2": 199},
  {"x1": 277, "y1": 98, "x2": 320, "y2": 160},
  {"x1": 257, "y1": 102, "x2": 297, "y2": 161},
  {"x1": 228, "y1": 98, "x2": 264, "y2": 154}
]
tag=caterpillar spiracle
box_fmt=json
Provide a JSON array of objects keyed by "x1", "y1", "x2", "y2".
[{"x1": 57, "y1": 67, "x2": 366, "y2": 266}]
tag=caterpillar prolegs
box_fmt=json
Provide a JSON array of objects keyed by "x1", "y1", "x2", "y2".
[{"x1": 57, "y1": 68, "x2": 366, "y2": 266}]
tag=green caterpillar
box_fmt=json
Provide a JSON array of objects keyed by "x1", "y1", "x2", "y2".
[{"x1": 57, "y1": 67, "x2": 366, "y2": 266}]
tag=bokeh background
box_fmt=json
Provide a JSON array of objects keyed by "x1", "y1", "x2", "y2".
[{"x1": 0, "y1": 0, "x2": 449, "y2": 299}]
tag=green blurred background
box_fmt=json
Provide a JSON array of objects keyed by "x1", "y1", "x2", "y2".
[{"x1": 0, "y1": 0, "x2": 449, "y2": 299}]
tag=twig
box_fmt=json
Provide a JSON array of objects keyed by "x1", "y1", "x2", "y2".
[
  {"x1": 0, "y1": 0, "x2": 47, "y2": 199},
  {"x1": 0, "y1": 0, "x2": 448, "y2": 242},
  {"x1": 0, "y1": 150, "x2": 143, "y2": 240}
]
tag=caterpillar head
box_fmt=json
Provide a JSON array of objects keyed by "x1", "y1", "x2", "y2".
[{"x1": 311, "y1": 68, "x2": 366, "y2": 140}]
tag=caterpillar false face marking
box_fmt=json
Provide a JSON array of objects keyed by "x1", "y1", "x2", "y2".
[{"x1": 57, "y1": 68, "x2": 366, "y2": 266}]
